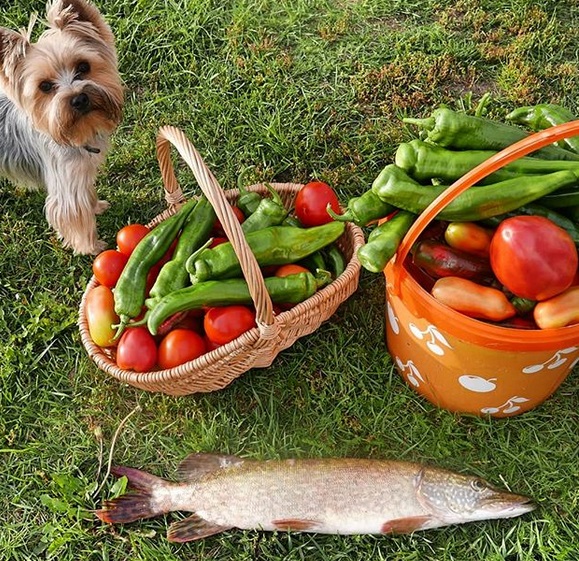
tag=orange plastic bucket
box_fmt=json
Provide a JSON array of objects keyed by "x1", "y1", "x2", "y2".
[{"x1": 385, "y1": 120, "x2": 579, "y2": 417}]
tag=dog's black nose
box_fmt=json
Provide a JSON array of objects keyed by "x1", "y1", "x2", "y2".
[{"x1": 71, "y1": 93, "x2": 90, "y2": 112}]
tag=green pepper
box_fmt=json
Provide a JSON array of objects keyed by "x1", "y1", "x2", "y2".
[
  {"x1": 146, "y1": 270, "x2": 332, "y2": 335},
  {"x1": 371, "y1": 164, "x2": 579, "y2": 222},
  {"x1": 298, "y1": 250, "x2": 326, "y2": 274},
  {"x1": 186, "y1": 222, "x2": 345, "y2": 284},
  {"x1": 395, "y1": 140, "x2": 579, "y2": 184},
  {"x1": 148, "y1": 197, "x2": 216, "y2": 304},
  {"x1": 236, "y1": 183, "x2": 262, "y2": 217},
  {"x1": 113, "y1": 198, "x2": 198, "y2": 335},
  {"x1": 323, "y1": 244, "x2": 346, "y2": 279},
  {"x1": 403, "y1": 107, "x2": 579, "y2": 161},
  {"x1": 241, "y1": 183, "x2": 288, "y2": 233},
  {"x1": 506, "y1": 104, "x2": 579, "y2": 154},
  {"x1": 327, "y1": 189, "x2": 395, "y2": 226},
  {"x1": 480, "y1": 203, "x2": 579, "y2": 245},
  {"x1": 357, "y1": 210, "x2": 415, "y2": 273}
]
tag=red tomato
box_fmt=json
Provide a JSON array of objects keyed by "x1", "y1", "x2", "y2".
[
  {"x1": 275, "y1": 264, "x2": 310, "y2": 277},
  {"x1": 158, "y1": 329, "x2": 206, "y2": 369},
  {"x1": 294, "y1": 181, "x2": 341, "y2": 227},
  {"x1": 204, "y1": 305, "x2": 257, "y2": 345},
  {"x1": 116, "y1": 224, "x2": 149, "y2": 256},
  {"x1": 116, "y1": 327, "x2": 158, "y2": 372},
  {"x1": 213, "y1": 206, "x2": 245, "y2": 237},
  {"x1": 85, "y1": 285, "x2": 119, "y2": 348},
  {"x1": 92, "y1": 249, "x2": 128, "y2": 288},
  {"x1": 490, "y1": 216, "x2": 578, "y2": 301}
]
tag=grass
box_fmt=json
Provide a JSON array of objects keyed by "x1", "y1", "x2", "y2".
[{"x1": 1, "y1": 0, "x2": 579, "y2": 559}]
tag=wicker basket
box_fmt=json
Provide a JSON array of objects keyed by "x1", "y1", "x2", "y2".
[{"x1": 78, "y1": 125, "x2": 365, "y2": 395}]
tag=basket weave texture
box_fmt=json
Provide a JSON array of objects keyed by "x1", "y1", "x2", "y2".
[{"x1": 78, "y1": 126, "x2": 365, "y2": 395}]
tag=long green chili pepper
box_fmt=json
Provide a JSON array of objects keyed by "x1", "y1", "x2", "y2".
[
  {"x1": 186, "y1": 222, "x2": 345, "y2": 284},
  {"x1": 357, "y1": 211, "x2": 416, "y2": 273},
  {"x1": 241, "y1": 183, "x2": 288, "y2": 233},
  {"x1": 298, "y1": 250, "x2": 326, "y2": 274},
  {"x1": 394, "y1": 140, "x2": 579, "y2": 184},
  {"x1": 146, "y1": 270, "x2": 332, "y2": 335},
  {"x1": 113, "y1": 198, "x2": 198, "y2": 336},
  {"x1": 327, "y1": 189, "x2": 395, "y2": 226},
  {"x1": 147, "y1": 197, "x2": 216, "y2": 304},
  {"x1": 506, "y1": 104, "x2": 579, "y2": 154},
  {"x1": 371, "y1": 164, "x2": 579, "y2": 222},
  {"x1": 237, "y1": 183, "x2": 263, "y2": 217},
  {"x1": 480, "y1": 203, "x2": 579, "y2": 245},
  {"x1": 403, "y1": 107, "x2": 579, "y2": 161},
  {"x1": 323, "y1": 244, "x2": 346, "y2": 279}
]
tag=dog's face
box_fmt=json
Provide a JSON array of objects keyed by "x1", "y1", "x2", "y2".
[{"x1": 0, "y1": 0, "x2": 123, "y2": 146}]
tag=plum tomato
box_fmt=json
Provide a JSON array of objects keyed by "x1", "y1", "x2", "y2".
[
  {"x1": 204, "y1": 305, "x2": 257, "y2": 345},
  {"x1": 116, "y1": 327, "x2": 158, "y2": 372},
  {"x1": 92, "y1": 249, "x2": 128, "y2": 288},
  {"x1": 116, "y1": 224, "x2": 150, "y2": 256},
  {"x1": 85, "y1": 285, "x2": 119, "y2": 348},
  {"x1": 294, "y1": 181, "x2": 341, "y2": 227},
  {"x1": 489, "y1": 215, "x2": 578, "y2": 301},
  {"x1": 158, "y1": 329, "x2": 206, "y2": 369}
]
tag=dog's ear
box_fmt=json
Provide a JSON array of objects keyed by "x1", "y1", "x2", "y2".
[
  {"x1": 0, "y1": 28, "x2": 29, "y2": 84},
  {"x1": 45, "y1": 0, "x2": 114, "y2": 45}
]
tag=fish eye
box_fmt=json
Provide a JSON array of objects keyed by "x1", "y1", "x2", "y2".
[
  {"x1": 471, "y1": 478, "x2": 487, "y2": 492},
  {"x1": 39, "y1": 81, "x2": 54, "y2": 93}
]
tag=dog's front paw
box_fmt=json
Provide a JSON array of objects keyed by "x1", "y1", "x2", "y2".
[{"x1": 95, "y1": 200, "x2": 110, "y2": 215}]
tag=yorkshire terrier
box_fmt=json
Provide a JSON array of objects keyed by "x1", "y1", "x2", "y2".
[{"x1": 0, "y1": 0, "x2": 124, "y2": 254}]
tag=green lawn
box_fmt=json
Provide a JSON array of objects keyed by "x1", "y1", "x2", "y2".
[{"x1": 1, "y1": 0, "x2": 578, "y2": 559}]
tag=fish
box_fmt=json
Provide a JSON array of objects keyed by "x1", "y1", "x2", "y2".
[{"x1": 95, "y1": 453, "x2": 535, "y2": 542}]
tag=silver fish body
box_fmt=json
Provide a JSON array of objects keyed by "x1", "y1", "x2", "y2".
[{"x1": 95, "y1": 453, "x2": 535, "y2": 542}]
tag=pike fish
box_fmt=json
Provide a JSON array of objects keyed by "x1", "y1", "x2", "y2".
[{"x1": 95, "y1": 453, "x2": 535, "y2": 542}]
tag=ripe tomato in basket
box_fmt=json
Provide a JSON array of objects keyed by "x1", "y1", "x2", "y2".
[
  {"x1": 158, "y1": 329, "x2": 206, "y2": 370},
  {"x1": 294, "y1": 181, "x2": 341, "y2": 227},
  {"x1": 116, "y1": 327, "x2": 158, "y2": 372},
  {"x1": 116, "y1": 224, "x2": 149, "y2": 256},
  {"x1": 92, "y1": 249, "x2": 128, "y2": 288},
  {"x1": 489, "y1": 216, "x2": 578, "y2": 301},
  {"x1": 204, "y1": 305, "x2": 257, "y2": 345}
]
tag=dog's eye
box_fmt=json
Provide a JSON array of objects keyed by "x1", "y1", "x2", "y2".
[
  {"x1": 39, "y1": 81, "x2": 54, "y2": 93},
  {"x1": 77, "y1": 61, "x2": 91, "y2": 75}
]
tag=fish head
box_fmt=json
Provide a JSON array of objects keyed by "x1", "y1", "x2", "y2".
[{"x1": 415, "y1": 467, "x2": 536, "y2": 525}]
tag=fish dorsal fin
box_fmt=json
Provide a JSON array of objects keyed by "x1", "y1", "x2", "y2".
[
  {"x1": 168, "y1": 514, "x2": 231, "y2": 542},
  {"x1": 176, "y1": 453, "x2": 244, "y2": 481}
]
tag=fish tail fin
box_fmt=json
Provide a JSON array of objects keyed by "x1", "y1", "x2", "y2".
[{"x1": 95, "y1": 465, "x2": 168, "y2": 524}]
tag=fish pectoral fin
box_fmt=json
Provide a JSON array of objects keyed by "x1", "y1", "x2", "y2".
[
  {"x1": 167, "y1": 514, "x2": 232, "y2": 542},
  {"x1": 176, "y1": 453, "x2": 245, "y2": 481},
  {"x1": 272, "y1": 518, "x2": 321, "y2": 532},
  {"x1": 381, "y1": 515, "x2": 434, "y2": 535}
]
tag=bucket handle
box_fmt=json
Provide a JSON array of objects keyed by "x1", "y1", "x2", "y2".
[{"x1": 392, "y1": 119, "x2": 579, "y2": 295}]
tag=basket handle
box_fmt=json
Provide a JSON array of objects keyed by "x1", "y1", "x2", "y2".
[
  {"x1": 392, "y1": 119, "x2": 579, "y2": 293},
  {"x1": 155, "y1": 125, "x2": 277, "y2": 335}
]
